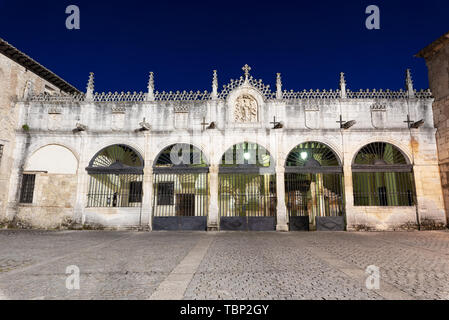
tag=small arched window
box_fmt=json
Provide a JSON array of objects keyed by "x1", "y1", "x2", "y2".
[{"x1": 352, "y1": 142, "x2": 416, "y2": 206}]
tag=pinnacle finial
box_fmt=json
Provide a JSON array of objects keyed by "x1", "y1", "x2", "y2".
[
  {"x1": 406, "y1": 69, "x2": 415, "y2": 98},
  {"x1": 211, "y1": 70, "x2": 218, "y2": 99},
  {"x1": 276, "y1": 73, "x2": 283, "y2": 99},
  {"x1": 86, "y1": 72, "x2": 95, "y2": 101},
  {"x1": 340, "y1": 72, "x2": 347, "y2": 99},
  {"x1": 242, "y1": 64, "x2": 251, "y2": 80},
  {"x1": 147, "y1": 72, "x2": 155, "y2": 101}
]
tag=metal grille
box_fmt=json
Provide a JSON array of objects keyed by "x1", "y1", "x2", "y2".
[
  {"x1": 19, "y1": 174, "x2": 36, "y2": 204},
  {"x1": 87, "y1": 174, "x2": 143, "y2": 207},
  {"x1": 353, "y1": 172, "x2": 416, "y2": 206},
  {"x1": 219, "y1": 174, "x2": 276, "y2": 217},
  {"x1": 354, "y1": 142, "x2": 408, "y2": 165},
  {"x1": 285, "y1": 173, "x2": 344, "y2": 218},
  {"x1": 286, "y1": 141, "x2": 340, "y2": 167},
  {"x1": 352, "y1": 142, "x2": 416, "y2": 207},
  {"x1": 152, "y1": 173, "x2": 209, "y2": 217}
]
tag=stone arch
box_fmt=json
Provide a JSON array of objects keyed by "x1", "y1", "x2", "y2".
[
  {"x1": 153, "y1": 143, "x2": 210, "y2": 167},
  {"x1": 86, "y1": 141, "x2": 144, "y2": 167},
  {"x1": 350, "y1": 138, "x2": 413, "y2": 166},
  {"x1": 215, "y1": 139, "x2": 276, "y2": 167},
  {"x1": 219, "y1": 141, "x2": 275, "y2": 169},
  {"x1": 25, "y1": 144, "x2": 79, "y2": 174},
  {"x1": 283, "y1": 138, "x2": 343, "y2": 168},
  {"x1": 285, "y1": 141, "x2": 342, "y2": 168}
]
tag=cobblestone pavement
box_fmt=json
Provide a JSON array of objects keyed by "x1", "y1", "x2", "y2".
[{"x1": 0, "y1": 230, "x2": 448, "y2": 300}]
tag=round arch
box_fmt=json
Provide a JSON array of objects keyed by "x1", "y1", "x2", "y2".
[
  {"x1": 219, "y1": 141, "x2": 275, "y2": 172},
  {"x1": 350, "y1": 138, "x2": 413, "y2": 166},
  {"x1": 153, "y1": 143, "x2": 209, "y2": 169},
  {"x1": 86, "y1": 141, "x2": 144, "y2": 167},
  {"x1": 351, "y1": 141, "x2": 411, "y2": 166},
  {"x1": 87, "y1": 144, "x2": 144, "y2": 174},
  {"x1": 285, "y1": 141, "x2": 342, "y2": 169},
  {"x1": 25, "y1": 144, "x2": 79, "y2": 174}
]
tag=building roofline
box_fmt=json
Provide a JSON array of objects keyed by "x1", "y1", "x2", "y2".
[
  {"x1": 0, "y1": 37, "x2": 81, "y2": 94},
  {"x1": 415, "y1": 31, "x2": 449, "y2": 59}
]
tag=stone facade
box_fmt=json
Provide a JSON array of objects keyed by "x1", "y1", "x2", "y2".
[
  {"x1": 2, "y1": 64, "x2": 446, "y2": 231},
  {"x1": 417, "y1": 31, "x2": 449, "y2": 222}
]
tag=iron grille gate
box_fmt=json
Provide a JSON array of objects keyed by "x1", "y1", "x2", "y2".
[
  {"x1": 87, "y1": 174, "x2": 143, "y2": 208},
  {"x1": 219, "y1": 173, "x2": 277, "y2": 231},
  {"x1": 285, "y1": 172, "x2": 345, "y2": 231},
  {"x1": 152, "y1": 171, "x2": 209, "y2": 231}
]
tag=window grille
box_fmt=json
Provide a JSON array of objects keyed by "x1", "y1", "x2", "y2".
[{"x1": 19, "y1": 174, "x2": 35, "y2": 204}]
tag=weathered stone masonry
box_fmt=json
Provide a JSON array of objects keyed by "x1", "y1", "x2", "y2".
[{"x1": 417, "y1": 31, "x2": 449, "y2": 223}]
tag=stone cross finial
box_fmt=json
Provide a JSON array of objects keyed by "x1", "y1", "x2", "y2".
[
  {"x1": 405, "y1": 69, "x2": 415, "y2": 98},
  {"x1": 147, "y1": 72, "x2": 155, "y2": 101},
  {"x1": 276, "y1": 73, "x2": 283, "y2": 99},
  {"x1": 86, "y1": 72, "x2": 95, "y2": 101},
  {"x1": 242, "y1": 64, "x2": 251, "y2": 81},
  {"x1": 339, "y1": 72, "x2": 347, "y2": 99},
  {"x1": 211, "y1": 70, "x2": 218, "y2": 99}
]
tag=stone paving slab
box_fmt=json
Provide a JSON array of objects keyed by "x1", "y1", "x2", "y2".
[{"x1": 0, "y1": 230, "x2": 448, "y2": 300}]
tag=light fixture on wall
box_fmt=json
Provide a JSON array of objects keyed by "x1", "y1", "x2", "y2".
[
  {"x1": 243, "y1": 152, "x2": 251, "y2": 160},
  {"x1": 410, "y1": 119, "x2": 424, "y2": 129},
  {"x1": 337, "y1": 115, "x2": 356, "y2": 129},
  {"x1": 300, "y1": 152, "x2": 308, "y2": 160},
  {"x1": 74, "y1": 123, "x2": 87, "y2": 132}
]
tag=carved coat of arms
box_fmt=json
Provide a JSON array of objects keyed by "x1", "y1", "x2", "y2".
[{"x1": 234, "y1": 95, "x2": 257, "y2": 123}]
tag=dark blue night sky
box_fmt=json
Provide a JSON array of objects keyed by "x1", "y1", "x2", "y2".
[{"x1": 0, "y1": 0, "x2": 448, "y2": 93}]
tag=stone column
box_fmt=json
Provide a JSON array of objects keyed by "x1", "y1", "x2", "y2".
[
  {"x1": 207, "y1": 164, "x2": 219, "y2": 231},
  {"x1": 142, "y1": 164, "x2": 153, "y2": 230},
  {"x1": 74, "y1": 131, "x2": 88, "y2": 226},
  {"x1": 342, "y1": 164, "x2": 356, "y2": 230},
  {"x1": 275, "y1": 165, "x2": 288, "y2": 231},
  {"x1": 413, "y1": 164, "x2": 447, "y2": 229},
  {"x1": 143, "y1": 132, "x2": 154, "y2": 230}
]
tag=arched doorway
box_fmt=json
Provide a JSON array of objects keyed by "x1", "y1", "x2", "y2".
[
  {"x1": 152, "y1": 144, "x2": 209, "y2": 230},
  {"x1": 285, "y1": 142, "x2": 345, "y2": 231},
  {"x1": 352, "y1": 142, "x2": 416, "y2": 207},
  {"x1": 219, "y1": 142, "x2": 276, "y2": 231},
  {"x1": 86, "y1": 144, "x2": 144, "y2": 208}
]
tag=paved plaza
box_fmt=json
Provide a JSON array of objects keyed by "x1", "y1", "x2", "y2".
[{"x1": 0, "y1": 230, "x2": 448, "y2": 300}]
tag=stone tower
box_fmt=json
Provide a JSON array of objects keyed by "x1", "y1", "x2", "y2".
[{"x1": 417, "y1": 31, "x2": 449, "y2": 221}]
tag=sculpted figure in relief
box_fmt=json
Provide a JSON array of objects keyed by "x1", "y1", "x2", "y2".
[{"x1": 234, "y1": 94, "x2": 257, "y2": 123}]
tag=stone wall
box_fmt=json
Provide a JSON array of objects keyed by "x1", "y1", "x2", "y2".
[
  {"x1": 421, "y1": 39, "x2": 449, "y2": 222},
  {"x1": 15, "y1": 173, "x2": 77, "y2": 229},
  {"x1": 0, "y1": 53, "x2": 61, "y2": 223}
]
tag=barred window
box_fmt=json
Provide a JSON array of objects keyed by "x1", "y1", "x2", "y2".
[
  {"x1": 157, "y1": 182, "x2": 174, "y2": 205},
  {"x1": 128, "y1": 181, "x2": 143, "y2": 203},
  {"x1": 20, "y1": 174, "x2": 36, "y2": 204}
]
